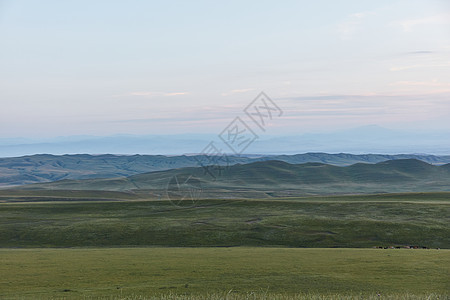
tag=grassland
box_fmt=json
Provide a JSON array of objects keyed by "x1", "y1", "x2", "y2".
[
  {"x1": 1, "y1": 192, "x2": 448, "y2": 299},
  {"x1": 0, "y1": 247, "x2": 449, "y2": 299},
  {"x1": 0, "y1": 192, "x2": 448, "y2": 248}
]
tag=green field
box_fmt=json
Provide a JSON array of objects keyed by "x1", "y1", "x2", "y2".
[
  {"x1": 0, "y1": 192, "x2": 448, "y2": 248},
  {"x1": 1, "y1": 192, "x2": 449, "y2": 299},
  {"x1": 0, "y1": 247, "x2": 449, "y2": 299}
]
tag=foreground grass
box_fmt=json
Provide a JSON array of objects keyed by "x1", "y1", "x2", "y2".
[
  {"x1": 96, "y1": 293, "x2": 448, "y2": 300},
  {"x1": 0, "y1": 247, "x2": 449, "y2": 299}
]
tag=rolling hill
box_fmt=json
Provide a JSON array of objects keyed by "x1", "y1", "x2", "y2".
[
  {"x1": 15, "y1": 159, "x2": 450, "y2": 198},
  {"x1": 1, "y1": 153, "x2": 450, "y2": 188}
]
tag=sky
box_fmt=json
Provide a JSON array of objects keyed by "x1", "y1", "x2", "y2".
[{"x1": 0, "y1": 0, "x2": 449, "y2": 139}]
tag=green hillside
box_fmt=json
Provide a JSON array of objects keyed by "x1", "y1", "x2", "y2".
[
  {"x1": 17, "y1": 159, "x2": 450, "y2": 197},
  {"x1": 1, "y1": 153, "x2": 450, "y2": 187}
]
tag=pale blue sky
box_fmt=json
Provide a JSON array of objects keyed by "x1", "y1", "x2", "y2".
[{"x1": 0, "y1": 0, "x2": 449, "y2": 138}]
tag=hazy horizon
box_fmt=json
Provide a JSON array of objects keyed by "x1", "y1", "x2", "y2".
[
  {"x1": 1, "y1": 0, "x2": 450, "y2": 143},
  {"x1": 1, "y1": 124, "x2": 449, "y2": 157}
]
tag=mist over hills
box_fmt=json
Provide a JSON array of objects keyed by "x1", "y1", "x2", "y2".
[
  {"x1": 14, "y1": 159, "x2": 450, "y2": 198},
  {"x1": 1, "y1": 153, "x2": 450, "y2": 188}
]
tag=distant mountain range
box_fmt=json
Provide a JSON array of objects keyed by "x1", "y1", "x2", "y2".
[
  {"x1": 1, "y1": 153, "x2": 450, "y2": 188},
  {"x1": 14, "y1": 159, "x2": 450, "y2": 198},
  {"x1": 1, "y1": 125, "x2": 449, "y2": 157}
]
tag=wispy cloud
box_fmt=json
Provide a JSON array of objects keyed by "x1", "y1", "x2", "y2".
[
  {"x1": 389, "y1": 62, "x2": 450, "y2": 71},
  {"x1": 221, "y1": 88, "x2": 255, "y2": 96},
  {"x1": 390, "y1": 79, "x2": 450, "y2": 87},
  {"x1": 113, "y1": 91, "x2": 189, "y2": 98},
  {"x1": 336, "y1": 11, "x2": 374, "y2": 40},
  {"x1": 129, "y1": 91, "x2": 189, "y2": 97},
  {"x1": 279, "y1": 92, "x2": 450, "y2": 125},
  {"x1": 405, "y1": 51, "x2": 434, "y2": 55},
  {"x1": 396, "y1": 13, "x2": 450, "y2": 32}
]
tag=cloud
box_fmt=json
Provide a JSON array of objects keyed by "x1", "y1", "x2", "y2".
[
  {"x1": 114, "y1": 91, "x2": 189, "y2": 97},
  {"x1": 396, "y1": 13, "x2": 450, "y2": 32},
  {"x1": 351, "y1": 12, "x2": 367, "y2": 19},
  {"x1": 390, "y1": 80, "x2": 450, "y2": 87},
  {"x1": 278, "y1": 92, "x2": 450, "y2": 126},
  {"x1": 389, "y1": 62, "x2": 450, "y2": 71},
  {"x1": 337, "y1": 20, "x2": 360, "y2": 40},
  {"x1": 130, "y1": 91, "x2": 189, "y2": 97},
  {"x1": 406, "y1": 51, "x2": 434, "y2": 55},
  {"x1": 336, "y1": 11, "x2": 374, "y2": 40},
  {"x1": 221, "y1": 88, "x2": 255, "y2": 96},
  {"x1": 164, "y1": 92, "x2": 189, "y2": 96},
  {"x1": 389, "y1": 80, "x2": 450, "y2": 94}
]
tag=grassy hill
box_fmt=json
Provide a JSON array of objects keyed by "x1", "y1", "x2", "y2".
[
  {"x1": 1, "y1": 153, "x2": 450, "y2": 187},
  {"x1": 15, "y1": 159, "x2": 450, "y2": 197}
]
